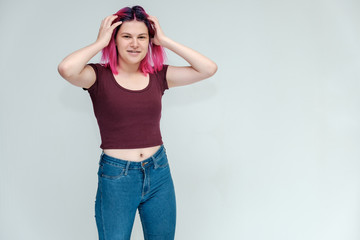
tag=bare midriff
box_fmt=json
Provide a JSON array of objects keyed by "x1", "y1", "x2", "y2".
[{"x1": 103, "y1": 145, "x2": 161, "y2": 162}]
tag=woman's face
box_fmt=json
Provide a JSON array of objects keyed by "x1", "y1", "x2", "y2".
[{"x1": 115, "y1": 20, "x2": 150, "y2": 66}]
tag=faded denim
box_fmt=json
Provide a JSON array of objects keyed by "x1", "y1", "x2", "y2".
[{"x1": 95, "y1": 145, "x2": 176, "y2": 240}]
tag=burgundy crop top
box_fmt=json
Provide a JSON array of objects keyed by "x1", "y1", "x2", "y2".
[{"x1": 83, "y1": 63, "x2": 169, "y2": 149}]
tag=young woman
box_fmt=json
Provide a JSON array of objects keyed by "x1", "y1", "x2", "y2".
[{"x1": 58, "y1": 5, "x2": 217, "y2": 240}]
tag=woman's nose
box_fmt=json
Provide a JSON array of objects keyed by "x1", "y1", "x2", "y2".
[{"x1": 130, "y1": 38, "x2": 139, "y2": 48}]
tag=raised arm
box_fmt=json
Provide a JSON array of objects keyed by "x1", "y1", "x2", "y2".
[
  {"x1": 57, "y1": 15, "x2": 122, "y2": 88},
  {"x1": 148, "y1": 16, "x2": 217, "y2": 88}
]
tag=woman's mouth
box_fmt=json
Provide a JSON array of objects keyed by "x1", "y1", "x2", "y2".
[
  {"x1": 126, "y1": 50, "x2": 142, "y2": 57},
  {"x1": 127, "y1": 50, "x2": 141, "y2": 54}
]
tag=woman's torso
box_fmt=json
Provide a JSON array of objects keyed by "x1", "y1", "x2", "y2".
[{"x1": 102, "y1": 71, "x2": 161, "y2": 161}]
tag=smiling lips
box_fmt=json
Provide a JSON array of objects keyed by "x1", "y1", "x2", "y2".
[{"x1": 127, "y1": 50, "x2": 141, "y2": 54}]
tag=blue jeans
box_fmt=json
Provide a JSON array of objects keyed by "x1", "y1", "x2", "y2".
[{"x1": 95, "y1": 145, "x2": 176, "y2": 240}]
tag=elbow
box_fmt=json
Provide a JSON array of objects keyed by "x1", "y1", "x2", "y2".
[
  {"x1": 206, "y1": 62, "x2": 218, "y2": 78},
  {"x1": 57, "y1": 62, "x2": 73, "y2": 80},
  {"x1": 57, "y1": 62, "x2": 67, "y2": 78},
  {"x1": 211, "y1": 62, "x2": 218, "y2": 76}
]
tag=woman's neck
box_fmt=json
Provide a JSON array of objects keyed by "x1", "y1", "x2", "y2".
[{"x1": 117, "y1": 59, "x2": 141, "y2": 74}]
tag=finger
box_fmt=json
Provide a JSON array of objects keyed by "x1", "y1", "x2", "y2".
[
  {"x1": 100, "y1": 17, "x2": 107, "y2": 27},
  {"x1": 100, "y1": 16, "x2": 111, "y2": 28},
  {"x1": 104, "y1": 15, "x2": 118, "y2": 27},
  {"x1": 149, "y1": 16, "x2": 158, "y2": 23},
  {"x1": 147, "y1": 16, "x2": 155, "y2": 23},
  {"x1": 111, "y1": 21, "x2": 122, "y2": 30},
  {"x1": 148, "y1": 18, "x2": 156, "y2": 28},
  {"x1": 149, "y1": 16, "x2": 160, "y2": 29}
]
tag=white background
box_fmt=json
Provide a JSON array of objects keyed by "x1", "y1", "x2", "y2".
[{"x1": 1, "y1": 0, "x2": 359, "y2": 239}]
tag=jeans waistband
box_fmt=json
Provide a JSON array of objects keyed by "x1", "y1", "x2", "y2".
[{"x1": 100, "y1": 145, "x2": 166, "y2": 169}]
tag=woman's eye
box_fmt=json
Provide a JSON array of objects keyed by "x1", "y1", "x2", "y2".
[{"x1": 123, "y1": 35, "x2": 131, "y2": 38}]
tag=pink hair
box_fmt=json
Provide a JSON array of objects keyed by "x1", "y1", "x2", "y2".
[{"x1": 100, "y1": 6, "x2": 166, "y2": 75}]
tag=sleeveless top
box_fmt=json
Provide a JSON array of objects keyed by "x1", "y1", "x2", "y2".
[{"x1": 83, "y1": 63, "x2": 169, "y2": 149}]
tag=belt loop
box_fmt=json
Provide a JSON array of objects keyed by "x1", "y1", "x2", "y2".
[
  {"x1": 99, "y1": 151, "x2": 104, "y2": 164},
  {"x1": 124, "y1": 161, "x2": 131, "y2": 176},
  {"x1": 152, "y1": 156, "x2": 159, "y2": 169}
]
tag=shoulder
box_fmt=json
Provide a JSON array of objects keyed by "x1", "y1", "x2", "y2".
[
  {"x1": 151, "y1": 64, "x2": 169, "y2": 78},
  {"x1": 88, "y1": 63, "x2": 108, "y2": 74},
  {"x1": 88, "y1": 63, "x2": 113, "y2": 81},
  {"x1": 151, "y1": 64, "x2": 169, "y2": 92},
  {"x1": 82, "y1": 63, "x2": 110, "y2": 92}
]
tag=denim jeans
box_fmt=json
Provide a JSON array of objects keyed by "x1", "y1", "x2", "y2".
[{"x1": 95, "y1": 145, "x2": 176, "y2": 240}]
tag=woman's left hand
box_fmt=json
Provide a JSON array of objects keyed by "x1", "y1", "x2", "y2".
[
  {"x1": 148, "y1": 15, "x2": 217, "y2": 88},
  {"x1": 148, "y1": 16, "x2": 167, "y2": 46}
]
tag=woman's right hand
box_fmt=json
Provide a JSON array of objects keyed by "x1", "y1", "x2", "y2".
[{"x1": 96, "y1": 15, "x2": 122, "y2": 47}]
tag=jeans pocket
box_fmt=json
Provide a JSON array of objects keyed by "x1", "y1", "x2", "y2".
[
  {"x1": 155, "y1": 152, "x2": 169, "y2": 169},
  {"x1": 98, "y1": 162, "x2": 126, "y2": 180}
]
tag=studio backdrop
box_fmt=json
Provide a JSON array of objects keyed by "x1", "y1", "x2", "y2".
[{"x1": 1, "y1": 0, "x2": 359, "y2": 239}]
